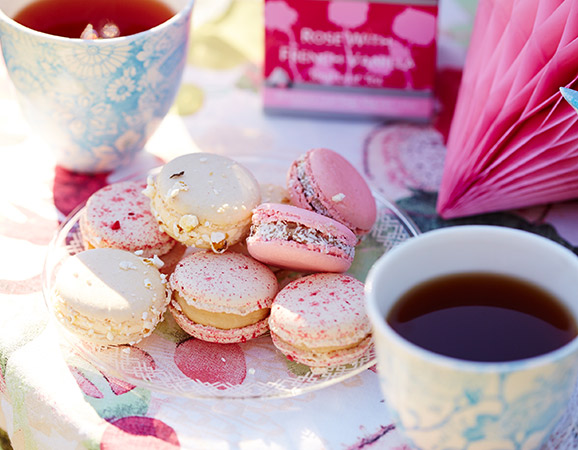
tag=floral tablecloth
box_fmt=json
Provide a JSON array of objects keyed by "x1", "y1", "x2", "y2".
[{"x1": 1, "y1": 0, "x2": 577, "y2": 448}]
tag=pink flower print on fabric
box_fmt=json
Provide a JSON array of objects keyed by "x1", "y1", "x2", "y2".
[
  {"x1": 0, "y1": 368, "x2": 6, "y2": 395},
  {"x1": 69, "y1": 367, "x2": 104, "y2": 399},
  {"x1": 101, "y1": 417, "x2": 180, "y2": 449},
  {"x1": 264, "y1": 0, "x2": 298, "y2": 32},
  {"x1": 328, "y1": 1, "x2": 369, "y2": 29},
  {"x1": 103, "y1": 373, "x2": 137, "y2": 396},
  {"x1": 392, "y1": 8, "x2": 436, "y2": 46},
  {"x1": 174, "y1": 339, "x2": 246, "y2": 389}
]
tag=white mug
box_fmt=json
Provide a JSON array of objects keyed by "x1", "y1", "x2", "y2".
[
  {"x1": 365, "y1": 225, "x2": 578, "y2": 450},
  {"x1": 0, "y1": 0, "x2": 194, "y2": 173}
]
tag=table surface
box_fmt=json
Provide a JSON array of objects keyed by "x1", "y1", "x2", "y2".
[{"x1": 1, "y1": 0, "x2": 578, "y2": 448}]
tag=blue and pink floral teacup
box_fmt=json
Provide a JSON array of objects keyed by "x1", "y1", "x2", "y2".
[{"x1": 0, "y1": 0, "x2": 194, "y2": 173}]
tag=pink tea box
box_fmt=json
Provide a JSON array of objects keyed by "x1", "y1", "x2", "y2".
[{"x1": 263, "y1": 0, "x2": 438, "y2": 121}]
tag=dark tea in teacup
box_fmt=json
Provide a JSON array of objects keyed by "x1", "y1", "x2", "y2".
[
  {"x1": 386, "y1": 272, "x2": 578, "y2": 362},
  {"x1": 12, "y1": 0, "x2": 175, "y2": 38}
]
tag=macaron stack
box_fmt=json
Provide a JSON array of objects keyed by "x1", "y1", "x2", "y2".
[{"x1": 53, "y1": 150, "x2": 377, "y2": 370}]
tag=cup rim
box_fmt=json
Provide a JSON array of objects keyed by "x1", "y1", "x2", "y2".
[
  {"x1": 365, "y1": 224, "x2": 578, "y2": 373},
  {"x1": 0, "y1": 0, "x2": 195, "y2": 43}
]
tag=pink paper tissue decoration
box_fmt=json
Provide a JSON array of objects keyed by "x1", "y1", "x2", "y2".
[{"x1": 436, "y1": 0, "x2": 578, "y2": 219}]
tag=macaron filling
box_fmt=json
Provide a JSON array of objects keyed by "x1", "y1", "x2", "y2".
[
  {"x1": 249, "y1": 221, "x2": 354, "y2": 259},
  {"x1": 273, "y1": 333, "x2": 369, "y2": 353},
  {"x1": 169, "y1": 302, "x2": 271, "y2": 344},
  {"x1": 270, "y1": 332, "x2": 373, "y2": 368},
  {"x1": 54, "y1": 297, "x2": 164, "y2": 344},
  {"x1": 172, "y1": 293, "x2": 270, "y2": 329},
  {"x1": 293, "y1": 156, "x2": 331, "y2": 217}
]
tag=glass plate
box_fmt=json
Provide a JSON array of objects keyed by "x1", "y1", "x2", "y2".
[{"x1": 42, "y1": 155, "x2": 419, "y2": 399}]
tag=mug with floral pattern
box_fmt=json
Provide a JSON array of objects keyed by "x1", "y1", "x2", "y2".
[
  {"x1": 0, "y1": 0, "x2": 194, "y2": 173},
  {"x1": 365, "y1": 226, "x2": 578, "y2": 450}
]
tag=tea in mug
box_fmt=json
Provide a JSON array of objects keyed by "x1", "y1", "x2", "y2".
[
  {"x1": 13, "y1": 0, "x2": 175, "y2": 38},
  {"x1": 387, "y1": 272, "x2": 577, "y2": 362}
]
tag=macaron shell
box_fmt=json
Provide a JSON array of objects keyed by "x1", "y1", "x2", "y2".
[
  {"x1": 247, "y1": 240, "x2": 351, "y2": 273},
  {"x1": 169, "y1": 301, "x2": 269, "y2": 344},
  {"x1": 169, "y1": 251, "x2": 278, "y2": 315},
  {"x1": 287, "y1": 148, "x2": 377, "y2": 235},
  {"x1": 156, "y1": 153, "x2": 261, "y2": 225},
  {"x1": 80, "y1": 181, "x2": 175, "y2": 257},
  {"x1": 268, "y1": 273, "x2": 370, "y2": 348}
]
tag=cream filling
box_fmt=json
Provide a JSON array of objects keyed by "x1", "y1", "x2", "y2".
[
  {"x1": 53, "y1": 294, "x2": 164, "y2": 344},
  {"x1": 275, "y1": 333, "x2": 370, "y2": 353},
  {"x1": 295, "y1": 158, "x2": 331, "y2": 217},
  {"x1": 250, "y1": 221, "x2": 354, "y2": 259},
  {"x1": 174, "y1": 293, "x2": 269, "y2": 329}
]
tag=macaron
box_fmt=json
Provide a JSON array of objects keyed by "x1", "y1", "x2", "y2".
[
  {"x1": 144, "y1": 153, "x2": 261, "y2": 252},
  {"x1": 80, "y1": 180, "x2": 179, "y2": 258},
  {"x1": 260, "y1": 183, "x2": 290, "y2": 204},
  {"x1": 52, "y1": 248, "x2": 170, "y2": 346},
  {"x1": 79, "y1": 180, "x2": 185, "y2": 274},
  {"x1": 246, "y1": 203, "x2": 356, "y2": 273},
  {"x1": 169, "y1": 251, "x2": 278, "y2": 343},
  {"x1": 269, "y1": 273, "x2": 372, "y2": 370},
  {"x1": 287, "y1": 148, "x2": 377, "y2": 237}
]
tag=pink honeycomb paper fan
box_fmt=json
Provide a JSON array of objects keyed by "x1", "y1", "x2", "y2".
[{"x1": 437, "y1": 0, "x2": 578, "y2": 219}]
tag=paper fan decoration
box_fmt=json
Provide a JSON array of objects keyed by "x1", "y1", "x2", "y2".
[{"x1": 436, "y1": 0, "x2": 578, "y2": 219}]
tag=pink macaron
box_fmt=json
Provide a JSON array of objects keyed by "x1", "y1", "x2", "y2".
[
  {"x1": 168, "y1": 251, "x2": 278, "y2": 343},
  {"x1": 287, "y1": 148, "x2": 377, "y2": 237},
  {"x1": 80, "y1": 180, "x2": 185, "y2": 272},
  {"x1": 269, "y1": 273, "x2": 373, "y2": 370},
  {"x1": 246, "y1": 203, "x2": 357, "y2": 273}
]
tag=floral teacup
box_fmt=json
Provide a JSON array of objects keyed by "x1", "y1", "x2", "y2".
[
  {"x1": 0, "y1": 0, "x2": 194, "y2": 173},
  {"x1": 365, "y1": 226, "x2": 578, "y2": 450}
]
